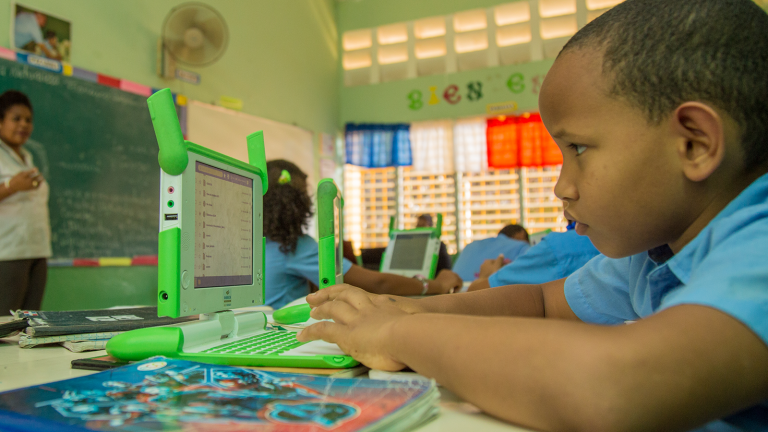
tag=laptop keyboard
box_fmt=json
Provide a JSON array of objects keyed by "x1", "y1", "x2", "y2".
[{"x1": 202, "y1": 330, "x2": 307, "y2": 355}]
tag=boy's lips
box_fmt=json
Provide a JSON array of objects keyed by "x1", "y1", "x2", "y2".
[{"x1": 564, "y1": 210, "x2": 590, "y2": 235}]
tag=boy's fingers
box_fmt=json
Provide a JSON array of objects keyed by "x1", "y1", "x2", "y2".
[
  {"x1": 307, "y1": 284, "x2": 359, "y2": 307},
  {"x1": 335, "y1": 288, "x2": 375, "y2": 310},
  {"x1": 306, "y1": 289, "x2": 331, "y2": 307},
  {"x1": 310, "y1": 299, "x2": 359, "y2": 324},
  {"x1": 296, "y1": 321, "x2": 342, "y2": 343}
]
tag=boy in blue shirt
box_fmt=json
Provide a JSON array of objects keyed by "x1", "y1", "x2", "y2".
[
  {"x1": 469, "y1": 222, "x2": 600, "y2": 290},
  {"x1": 451, "y1": 224, "x2": 530, "y2": 281},
  {"x1": 298, "y1": 0, "x2": 768, "y2": 430}
]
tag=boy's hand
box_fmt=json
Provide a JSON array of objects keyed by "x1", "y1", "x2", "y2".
[
  {"x1": 299, "y1": 287, "x2": 409, "y2": 371},
  {"x1": 478, "y1": 254, "x2": 506, "y2": 279},
  {"x1": 8, "y1": 169, "x2": 43, "y2": 192},
  {"x1": 306, "y1": 284, "x2": 427, "y2": 314},
  {"x1": 433, "y1": 269, "x2": 463, "y2": 293}
]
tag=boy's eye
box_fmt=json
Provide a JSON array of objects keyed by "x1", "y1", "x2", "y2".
[{"x1": 569, "y1": 144, "x2": 587, "y2": 155}]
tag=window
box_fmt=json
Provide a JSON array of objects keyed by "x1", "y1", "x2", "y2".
[
  {"x1": 521, "y1": 166, "x2": 566, "y2": 233},
  {"x1": 453, "y1": 118, "x2": 488, "y2": 173},
  {"x1": 458, "y1": 169, "x2": 521, "y2": 249},
  {"x1": 399, "y1": 167, "x2": 458, "y2": 254},
  {"x1": 410, "y1": 120, "x2": 454, "y2": 174},
  {"x1": 344, "y1": 166, "x2": 396, "y2": 253}
]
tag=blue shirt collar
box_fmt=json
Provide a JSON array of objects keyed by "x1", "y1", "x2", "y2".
[{"x1": 663, "y1": 172, "x2": 768, "y2": 284}]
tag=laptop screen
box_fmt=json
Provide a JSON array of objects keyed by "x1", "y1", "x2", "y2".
[
  {"x1": 194, "y1": 161, "x2": 254, "y2": 288},
  {"x1": 389, "y1": 232, "x2": 430, "y2": 270}
]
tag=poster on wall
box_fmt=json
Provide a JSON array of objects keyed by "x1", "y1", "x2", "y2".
[{"x1": 11, "y1": 3, "x2": 71, "y2": 62}]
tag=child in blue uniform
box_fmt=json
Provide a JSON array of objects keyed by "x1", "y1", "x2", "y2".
[
  {"x1": 263, "y1": 160, "x2": 462, "y2": 309},
  {"x1": 299, "y1": 1, "x2": 768, "y2": 430},
  {"x1": 451, "y1": 224, "x2": 531, "y2": 281},
  {"x1": 468, "y1": 222, "x2": 600, "y2": 290}
]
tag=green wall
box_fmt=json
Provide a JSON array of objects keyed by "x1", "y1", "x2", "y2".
[
  {"x1": 340, "y1": 60, "x2": 554, "y2": 124},
  {"x1": 0, "y1": 0, "x2": 340, "y2": 311},
  {"x1": 0, "y1": 0, "x2": 340, "y2": 134},
  {"x1": 43, "y1": 267, "x2": 158, "y2": 310}
]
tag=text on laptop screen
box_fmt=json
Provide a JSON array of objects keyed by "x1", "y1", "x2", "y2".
[
  {"x1": 389, "y1": 233, "x2": 430, "y2": 270},
  {"x1": 194, "y1": 161, "x2": 253, "y2": 288},
  {"x1": 334, "y1": 197, "x2": 342, "y2": 277}
]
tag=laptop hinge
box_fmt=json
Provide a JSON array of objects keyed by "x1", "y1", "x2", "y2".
[{"x1": 181, "y1": 311, "x2": 267, "y2": 352}]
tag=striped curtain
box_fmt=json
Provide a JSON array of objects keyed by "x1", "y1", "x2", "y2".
[{"x1": 345, "y1": 123, "x2": 412, "y2": 168}]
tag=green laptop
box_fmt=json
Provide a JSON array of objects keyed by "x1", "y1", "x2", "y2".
[
  {"x1": 379, "y1": 214, "x2": 443, "y2": 279},
  {"x1": 106, "y1": 88, "x2": 357, "y2": 369}
]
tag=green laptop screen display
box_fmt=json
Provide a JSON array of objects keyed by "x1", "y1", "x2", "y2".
[
  {"x1": 194, "y1": 162, "x2": 253, "y2": 288},
  {"x1": 389, "y1": 233, "x2": 430, "y2": 271}
]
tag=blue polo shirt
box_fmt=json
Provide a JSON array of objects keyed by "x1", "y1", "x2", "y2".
[
  {"x1": 264, "y1": 235, "x2": 353, "y2": 309},
  {"x1": 453, "y1": 235, "x2": 530, "y2": 282},
  {"x1": 564, "y1": 173, "x2": 768, "y2": 431},
  {"x1": 488, "y1": 229, "x2": 600, "y2": 287}
]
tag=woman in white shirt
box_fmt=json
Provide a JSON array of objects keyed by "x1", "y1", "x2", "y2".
[{"x1": 0, "y1": 90, "x2": 51, "y2": 311}]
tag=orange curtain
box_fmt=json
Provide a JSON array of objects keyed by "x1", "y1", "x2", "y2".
[
  {"x1": 486, "y1": 113, "x2": 562, "y2": 168},
  {"x1": 486, "y1": 116, "x2": 519, "y2": 168}
]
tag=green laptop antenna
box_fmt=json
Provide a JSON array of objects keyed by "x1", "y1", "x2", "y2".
[
  {"x1": 433, "y1": 213, "x2": 443, "y2": 238},
  {"x1": 148, "y1": 89, "x2": 188, "y2": 176},
  {"x1": 388, "y1": 215, "x2": 396, "y2": 238},
  {"x1": 247, "y1": 131, "x2": 268, "y2": 193}
]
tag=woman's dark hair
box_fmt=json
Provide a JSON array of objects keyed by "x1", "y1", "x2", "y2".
[
  {"x1": 0, "y1": 90, "x2": 33, "y2": 119},
  {"x1": 263, "y1": 159, "x2": 313, "y2": 254}
]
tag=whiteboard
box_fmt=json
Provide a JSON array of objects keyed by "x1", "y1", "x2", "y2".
[{"x1": 187, "y1": 101, "x2": 318, "y2": 238}]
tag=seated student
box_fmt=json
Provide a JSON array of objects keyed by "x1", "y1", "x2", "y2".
[
  {"x1": 298, "y1": 1, "x2": 768, "y2": 430},
  {"x1": 451, "y1": 224, "x2": 530, "y2": 281},
  {"x1": 468, "y1": 221, "x2": 600, "y2": 291},
  {"x1": 414, "y1": 214, "x2": 452, "y2": 274},
  {"x1": 263, "y1": 160, "x2": 462, "y2": 308}
]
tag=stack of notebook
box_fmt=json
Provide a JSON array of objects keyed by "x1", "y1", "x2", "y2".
[
  {"x1": 0, "y1": 356, "x2": 440, "y2": 432},
  {"x1": 2, "y1": 307, "x2": 196, "y2": 352}
]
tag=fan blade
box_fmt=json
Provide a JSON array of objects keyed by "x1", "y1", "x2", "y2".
[
  {"x1": 198, "y1": 38, "x2": 220, "y2": 62},
  {"x1": 175, "y1": 44, "x2": 194, "y2": 64},
  {"x1": 190, "y1": 7, "x2": 216, "y2": 25},
  {"x1": 165, "y1": 7, "x2": 199, "y2": 37},
  {"x1": 195, "y1": 16, "x2": 227, "y2": 49}
]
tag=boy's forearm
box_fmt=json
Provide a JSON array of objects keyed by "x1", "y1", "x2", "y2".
[
  {"x1": 380, "y1": 306, "x2": 768, "y2": 432},
  {"x1": 382, "y1": 313, "x2": 611, "y2": 431},
  {"x1": 414, "y1": 282, "x2": 546, "y2": 317}
]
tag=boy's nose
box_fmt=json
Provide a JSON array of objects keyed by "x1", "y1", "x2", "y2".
[{"x1": 554, "y1": 165, "x2": 578, "y2": 202}]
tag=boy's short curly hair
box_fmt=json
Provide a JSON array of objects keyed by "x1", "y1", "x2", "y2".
[
  {"x1": 0, "y1": 90, "x2": 33, "y2": 119},
  {"x1": 263, "y1": 159, "x2": 313, "y2": 254},
  {"x1": 561, "y1": 0, "x2": 768, "y2": 171}
]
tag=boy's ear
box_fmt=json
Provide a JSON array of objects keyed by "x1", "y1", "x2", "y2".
[{"x1": 671, "y1": 102, "x2": 726, "y2": 182}]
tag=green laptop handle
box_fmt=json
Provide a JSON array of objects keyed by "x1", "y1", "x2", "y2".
[
  {"x1": 148, "y1": 89, "x2": 188, "y2": 176},
  {"x1": 433, "y1": 213, "x2": 442, "y2": 238},
  {"x1": 272, "y1": 303, "x2": 311, "y2": 325},
  {"x1": 274, "y1": 178, "x2": 342, "y2": 325},
  {"x1": 147, "y1": 88, "x2": 269, "y2": 194}
]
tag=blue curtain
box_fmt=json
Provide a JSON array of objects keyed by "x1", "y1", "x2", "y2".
[{"x1": 345, "y1": 123, "x2": 412, "y2": 168}]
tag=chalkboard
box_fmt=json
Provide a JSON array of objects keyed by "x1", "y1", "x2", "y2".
[{"x1": 0, "y1": 58, "x2": 159, "y2": 258}]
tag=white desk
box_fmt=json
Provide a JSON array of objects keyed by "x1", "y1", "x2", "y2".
[{"x1": 0, "y1": 336, "x2": 529, "y2": 431}]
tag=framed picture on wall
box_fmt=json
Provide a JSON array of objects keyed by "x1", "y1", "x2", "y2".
[{"x1": 10, "y1": 3, "x2": 71, "y2": 62}]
